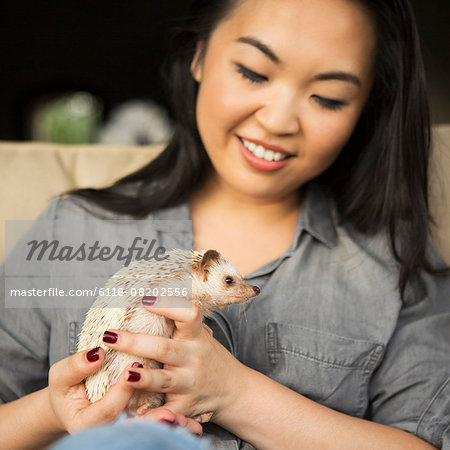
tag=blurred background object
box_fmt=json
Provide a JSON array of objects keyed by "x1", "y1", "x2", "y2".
[
  {"x1": 0, "y1": 0, "x2": 448, "y2": 142},
  {"x1": 97, "y1": 100, "x2": 173, "y2": 145},
  {"x1": 0, "y1": 0, "x2": 189, "y2": 143},
  {"x1": 29, "y1": 91, "x2": 103, "y2": 144}
]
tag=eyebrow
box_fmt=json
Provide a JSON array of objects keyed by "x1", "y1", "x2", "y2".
[
  {"x1": 236, "y1": 36, "x2": 281, "y2": 64},
  {"x1": 236, "y1": 35, "x2": 362, "y2": 87},
  {"x1": 312, "y1": 72, "x2": 361, "y2": 87}
]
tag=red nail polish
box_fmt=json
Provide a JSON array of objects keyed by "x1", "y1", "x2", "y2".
[
  {"x1": 159, "y1": 418, "x2": 175, "y2": 424},
  {"x1": 103, "y1": 331, "x2": 118, "y2": 344},
  {"x1": 86, "y1": 347, "x2": 100, "y2": 362},
  {"x1": 127, "y1": 371, "x2": 141, "y2": 382},
  {"x1": 131, "y1": 362, "x2": 144, "y2": 368},
  {"x1": 142, "y1": 296, "x2": 157, "y2": 306}
]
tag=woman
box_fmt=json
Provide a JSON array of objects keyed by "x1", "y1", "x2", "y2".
[{"x1": 1, "y1": 0, "x2": 449, "y2": 448}]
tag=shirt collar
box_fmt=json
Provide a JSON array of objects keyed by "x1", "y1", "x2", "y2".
[
  {"x1": 292, "y1": 181, "x2": 338, "y2": 250},
  {"x1": 151, "y1": 181, "x2": 338, "y2": 250}
]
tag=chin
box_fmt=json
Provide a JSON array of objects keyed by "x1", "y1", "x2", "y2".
[{"x1": 232, "y1": 182, "x2": 287, "y2": 199}]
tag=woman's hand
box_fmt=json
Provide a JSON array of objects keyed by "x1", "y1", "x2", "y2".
[
  {"x1": 135, "y1": 407, "x2": 204, "y2": 436},
  {"x1": 47, "y1": 347, "x2": 138, "y2": 434},
  {"x1": 48, "y1": 344, "x2": 204, "y2": 437},
  {"x1": 101, "y1": 302, "x2": 246, "y2": 423},
  {"x1": 48, "y1": 338, "x2": 207, "y2": 435}
]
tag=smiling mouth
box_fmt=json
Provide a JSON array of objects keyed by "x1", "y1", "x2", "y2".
[{"x1": 239, "y1": 137, "x2": 294, "y2": 162}]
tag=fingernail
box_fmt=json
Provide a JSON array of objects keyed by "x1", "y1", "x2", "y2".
[
  {"x1": 131, "y1": 362, "x2": 144, "y2": 368},
  {"x1": 103, "y1": 330, "x2": 118, "y2": 344},
  {"x1": 127, "y1": 371, "x2": 141, "y2": 382},
  {"x1": 142, "y1": 295, "x2": 157, "y2": 306},
  {"x1": 159, "y1": 418, "x2": 175, "y2": 424},
  {"x1": 86, "y1": 347, "x2": 100, "y2": 362}
]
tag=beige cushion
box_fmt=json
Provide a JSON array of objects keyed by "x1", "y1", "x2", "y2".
[
  {"x1": 429, "y1": 125, "x2": 450, "y2": 263},
  {"x1": 0, "y1": 142, "x2": 163, "y2": 261},
  {"x1": 0, "y1": 128, "x2": 449, "y2": 264}
]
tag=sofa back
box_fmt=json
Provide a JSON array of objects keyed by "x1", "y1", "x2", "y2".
[{"x1": 0, "y1": 143, "x2": 162, "y2": 261}]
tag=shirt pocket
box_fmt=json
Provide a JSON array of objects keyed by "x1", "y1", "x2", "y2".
[{"x1": 266, "y1": 322, "x2": 384, "y2": 417}]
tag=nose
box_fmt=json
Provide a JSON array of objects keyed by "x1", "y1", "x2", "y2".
[
  {"x1": 253, "y1": 286, "x2": 260, "y2": 295},
  {"x1": 255, "y1": 91, "x2": 300, "y2": 136}
]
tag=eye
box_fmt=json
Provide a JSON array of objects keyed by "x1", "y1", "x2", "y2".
[
  {"x1": 224, "y1": 276, "x2": 234, "y2": 284},
  {"x1": 235, "y1": 63, "x2": 268, "y2": 84},
  {"x1": 312, "y1": 95, "x2": 347, "y2": 111}
]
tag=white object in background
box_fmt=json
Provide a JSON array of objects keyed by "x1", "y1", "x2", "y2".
[{"x1": 97, "y1": 100, "x2": 173, "y2": 145}]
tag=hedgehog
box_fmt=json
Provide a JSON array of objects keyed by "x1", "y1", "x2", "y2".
[{"x1": 77, "y1": 248, "x2": 260, "y2": 419}]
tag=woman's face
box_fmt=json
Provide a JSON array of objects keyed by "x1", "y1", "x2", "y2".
[{"x1": 192, "y1": 0, "x2": 376, "y2": 201}]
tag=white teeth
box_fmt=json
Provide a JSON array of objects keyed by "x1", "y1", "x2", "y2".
[
  {"x1": 254, "y1": 145, "x2": 265, "y2": 158},
  {"x1": 241, "y1": 139, "x2": 289, "y2": 162},
  {"x1": 264, "y1": 150, "x2": 274, "y2": 161}
]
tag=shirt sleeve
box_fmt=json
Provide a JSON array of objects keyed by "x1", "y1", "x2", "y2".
[
  {"x1": 367, "y1": 246, "x2": 450, "y2": 449},
  {"x1": 0, "y1": 197, "x2": 62, "y2": 404}
]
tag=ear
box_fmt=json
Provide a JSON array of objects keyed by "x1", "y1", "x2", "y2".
[
  {"x1": 190, "y1": 40, "x2": 205, "y2": 83},
  {"x1": 193, "y1": 249, "x2": 221, "y2": 282}
]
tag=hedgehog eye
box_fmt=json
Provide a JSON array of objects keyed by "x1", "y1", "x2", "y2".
[{"x1": 224, "y1": 276, "x2": 234, "y2": 284}]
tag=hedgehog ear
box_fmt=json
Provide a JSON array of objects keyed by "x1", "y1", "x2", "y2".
[{"x1": 193, "y1": 249, "x2": 221, "y2": 282}]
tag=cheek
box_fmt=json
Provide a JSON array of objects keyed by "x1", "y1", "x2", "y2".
[
  {"x1": 303, "y1": 111, "x2": 360, "y2": 161},
  {"x1": 196, "y1": 67, "x2": 255, "y2": 142}
]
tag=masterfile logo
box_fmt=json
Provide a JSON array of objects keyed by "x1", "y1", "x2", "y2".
[
  {"x1": 4, "y1": 218, "x2": 192, "y2": 308},
  {"x1": 25, "y1": 237, "x2": 169, "y2": 267}
]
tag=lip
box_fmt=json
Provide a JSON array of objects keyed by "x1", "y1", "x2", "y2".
[
  {"x1": 239, "y1": 136, "x2": 294, "y2": 156},
  {"x1": 237, "y1": 136, "x2": 293, "y2": 172}
]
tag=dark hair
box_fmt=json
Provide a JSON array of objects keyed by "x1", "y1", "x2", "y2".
[{"x1": 68, "y1": 0, "x2": 443, "y2": 299}]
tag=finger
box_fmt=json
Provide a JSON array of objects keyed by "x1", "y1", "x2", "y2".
[
  {"x1": 139, "y1": 407, "x2": 176, "y2": 423},
  {"x1": 163, "y1": 398, "x2": 212, "y2": 427},
  {"x1": 122, "y1": 366, "x2": 179, "y2": 393},
  {"x1": 144, "y1": 302, "x2": 203, "y2": 339},
  {"x1": 102, "y1": 329, "x2": 188, "y2": 366},
  {"x1": 142, "y1": 408, "x2": 203, "y2": 436},
  {"x1": 174, "y1": 413, "x2": 203, "y2": 436},
  {"x1": 49, "y1": 347, "x2": 105, "y2": 392},
  {"x1": 81, "y1": 363, "x2": 137, "y2": 424}
]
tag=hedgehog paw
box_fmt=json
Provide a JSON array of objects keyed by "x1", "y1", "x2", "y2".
[
  {"x1": 192, "y1": 411, "x2": 213, "y2": 423},
  {"x1": 136, "y1": 404, "x2": 151, "y2": 416}
]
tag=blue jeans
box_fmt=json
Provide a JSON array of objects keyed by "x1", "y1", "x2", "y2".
[{"x1": 51, "y1": 416, "x2": 212, "y2": 450}]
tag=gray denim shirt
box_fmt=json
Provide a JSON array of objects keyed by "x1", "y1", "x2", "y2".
[{"x1": 1, "y1": 182, "x2": 449, "y2": 449}]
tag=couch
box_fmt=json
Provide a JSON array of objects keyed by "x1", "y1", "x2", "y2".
[{"x1": 1, "y1": 126, "x2": 449, "y2": 264}]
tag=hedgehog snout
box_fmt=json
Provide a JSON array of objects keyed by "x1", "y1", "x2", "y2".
[
  {"x1": 243, "y1": 282, "x2": 260, "y2": 298},
  {"x1": 226, "y1": 280, "x2": 260, "y2": 303},
  {"x1": 252, "y1": 285, "x2": 260, "y2": 296}
]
